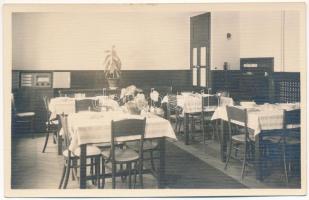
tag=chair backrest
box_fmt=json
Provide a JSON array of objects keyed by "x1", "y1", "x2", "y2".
[
  {"x1": 75, "y1": 99, "x2": 95, "y2": 112},
  {"x1": 202, "y1": 96, "x2": 218, "y2": 108},
  {"x1": 166, "y1": 94, "x2": 177, "y2": 120},
  {"x1": 59, "y1": 114, "x2": 71, "y2": 151},
  {"x1": 167, "y1": 94, "x2": 177, "y2": 111},
  {"x1": 219, "y1": 96, "x2": 234, "y2": 107},
  {"x1": 226, "y1": 106, "x2": 249, "y2": 140},
  {"x1": 216, "y1": 91, "x2": 229, "y2": 97},
  {"x1": 42, "y1": 96, "x2": 52, "y2": 120},
  {"x1": 284, "y1": 109, "x2": 300, "y2": 129},
  {"x1": 42, "y1": 96, "x2": 49, "y2": 111},
  {"x1": 111, "y1": 118, "x2": 146, "y2": 160},
  {"x1": 91, "y1": 99, "x2": 102, "y2": 112}
]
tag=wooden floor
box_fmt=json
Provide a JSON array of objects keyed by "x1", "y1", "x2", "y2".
[
  {"x1": 11, "y1": 135, "x2": 158, "y2": 189},
  {"x1": 174, "y1": 128, "x2": 301, "y2": 189},
  {"x1": 11, "y1": 127, "x2": 300, "y2": 189}
]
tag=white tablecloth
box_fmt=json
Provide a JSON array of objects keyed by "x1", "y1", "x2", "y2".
[
  {"x1": 66, "y1": 111, "x2": 177, "y2": 151},
  {"x1": 219, "y1": 97, "x2": 234, "y2": 107},
  {"x1": 49, "y1": 96, "x2": 120, "y2": 118},
  {"x1": 211, "y1": 103, "x2": 300, "y2": 136},
  {"x1": 162, "y1": 94, "x2": 214, "y2": 114}
]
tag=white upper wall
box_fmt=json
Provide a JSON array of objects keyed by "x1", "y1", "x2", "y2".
[
  {"x1": 211, "y1": 11, "x2": 301, "y2": 72},
  {"x1": 13, "y1": 12, "x2": 190, "y2": 70},
  {"x1": 284, "y1": 11, "x2": 301, "y2": 72},
  {"x1": 13, "y1": 11, "x2": 301, "y2": 72},
  {"x1": 239, "y1": 11, "x2": 283, "y2": 70},
  {"x1": 239, "y1": 11, "x2": 301, "y2": 72},
  {"x1": 211, "y1": 12, "x2": 240, "y2": 70}
]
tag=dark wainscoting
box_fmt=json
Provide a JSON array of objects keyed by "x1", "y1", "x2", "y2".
[
  {"x1": 70, "y1": 70, "x2": 192, "y2": 90},
  {"x1": 13, "y1": 87, "x2": 54, "y2": 133},
  {"x1": 269, "y1": 72, "x2": 300, "y2": 103},
  {"x1": 11, "y1": 69, "x2": 300, "y2": 133},
  {"x1": 211, "y1": 70, "x2": 242, "y2": 100},
  {"x1": 12, "y1": 69, "x2": 192, "y2": 133}
]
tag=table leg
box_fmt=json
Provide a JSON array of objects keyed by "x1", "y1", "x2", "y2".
[
  {"x1": 57, "y1": 132, "x2": 62, "y2": 156},
  {"x1": 184, "y1": 113, "x2": 189, "y2": 145},
  {"x1": 157, "y1": 138, "x2": 166, "y2": 188},
  {"x1": 216, "y1": 119, "x2": 221, "y2": 145},
  {"x1": 80, "y1": 144, "x2": 87, "y2": 189},
  {"x1": 255, "y1": 134, "x2": 263, "y2": 181},
  {"x1": 220, "y1": 119, "x2": 227, "y2": 162}
]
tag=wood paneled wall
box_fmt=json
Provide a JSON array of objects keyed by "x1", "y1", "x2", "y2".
[
  {"x1": 12, "y1": 69, "x2": 192, "y2": 133},
  {"x1": 69, "y1": 70, "x2": 192, "y2": 89},
  {"x1": 11, "y1": 69, "x2": 300, "y2": 134},
  {"x1": 211, "y1": 70, "x2": 242, "y2": 99},
  {"x1": 269, "y1": 72, "x2": 300, "y2": 103}
]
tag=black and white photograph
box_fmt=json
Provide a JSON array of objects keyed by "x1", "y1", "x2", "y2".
[{"x1": 3, "y1": 2, "x2": 306, "y2": 197}]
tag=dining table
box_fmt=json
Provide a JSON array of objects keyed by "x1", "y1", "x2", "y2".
[
  {"x1": 49, "y1": 96, "x2": 120, "y2": 118},
  {"x1": 64, "y1": 110, "x2": 177, "y2": 189},
  {"x1": 49, "y1": 96, "x2": 120, "y2": 155},
  {"x1": 162, "y1": 93, "x2": 216, "y2": 145},
  {"x1": 211, "y1": 102, "x2": 301, "y2": 181}
]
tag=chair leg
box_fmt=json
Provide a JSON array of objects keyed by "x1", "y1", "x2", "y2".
[
  {"x1": 120, "y1": 164, "x2": 126, "y2": 182},
  {"x1": 215, "y1": 120, "x2": 222, "y2": 145},
  {"x1": 201, "y1": 113, "x2": 205, "y2": 144},
  {"x1": 112, "y1": 163, "x2": 116, "y2": 189},
  {"x1": 101, "y1": 157, "x2": 105, "y2": 189},
  {"x1": 241, "y1": 144, "x2": 247, "y2": 180},
  {"x1": 90, "y1": 158, "x2": 95, "y2": 185},
  {"x1": 282, "y1": 144, "x2": 289, "y2": 185},
  {"x1": 42, "y1": 132, "x2": 50, "y2": 153},
  {"x1": 58, "y1": 164, "x2": 67, "y2": 189},
  {"x1": 133, "y1": 161, "x2": 137, "y2": 189},
  {"x1": 71, "y1": 168, "x2": 75, "y2": 181},
  {"x1": 178, "y1": 119, "x2": 183, "y2": 134},
  {"x1": 128, "y1": 162, "x2": 132, "y2": 189},
  {"x1": 95, "y1": 156, "x2": 100, "y2": 188},
  {"x1": 63, "y1": 161, "x2": 71, "y2": 189},
  {"x1": 225, "y1": 141, "x2": 233, "y2": 170},
  {"x1": 53, "y1": 131, "x2": 57, "y2": 144},
  {"x1": 139, "y1": 160, "x2": 144, "y2": 189},
  {"x1": 72, "y1": 159, "x2": 78, "y2": 182},
  {"x1": 174, "y1": 118, "x2": 179, "y2": 133},
  {"x1": 150, "y1": 150, "x2": 156, "y2": 172}
]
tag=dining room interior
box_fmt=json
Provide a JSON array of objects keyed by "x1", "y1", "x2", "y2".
[{"x1": 8, "y1": 4, "x2": 304, "y2": 192}]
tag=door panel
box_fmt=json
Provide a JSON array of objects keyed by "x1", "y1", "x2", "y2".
[{"x1": 190, "y1": 13, "x2": 211, "y2": 88}]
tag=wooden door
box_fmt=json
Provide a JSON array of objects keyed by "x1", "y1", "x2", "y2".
[{"x1": 190, "y1": 12, "x2": 211, "y2": 89}]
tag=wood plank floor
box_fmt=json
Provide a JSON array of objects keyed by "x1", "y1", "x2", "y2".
[{"x1": 11, "y1": 129, "x2": 300, "y2": 189}]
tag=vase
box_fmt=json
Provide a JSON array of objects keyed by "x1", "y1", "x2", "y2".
[{"x1": 107, "y1": 78, "x2": 119, "y2": 89}]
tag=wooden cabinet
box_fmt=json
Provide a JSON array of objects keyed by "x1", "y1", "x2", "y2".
[
  {"x1": 238, "y1": 58, "x2": 274, "y2": 103},
  {"x1": 13, "y1": 87, "x2": 54, "y2": 134}
]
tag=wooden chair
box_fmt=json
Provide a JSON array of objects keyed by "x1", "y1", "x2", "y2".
[
  {"x1": 264, "y1": 109, "x2": 300, "y2": 184},
  {"x1": 126, "y1": 139, "x2": 159, "y2": 174},
  {"x1": 202, "y1": 95, "x2": 219, "y2": 142},
  {"x1": 42, "y1": 96, "x2": 60, "y2": 153},
  {"x1": 101, "y1": 118, "x2": 146, "y2": 189},
  {"x1": 11, "y1": 93, "x2": 36, "y2": 138},
  {"x1": 166, "y1": 94, "x2": 184, "y2": 134},
  {"x1": 125, "y1": 90, "x2": 161, "y2": 174},
  {"x1": 58, "y1": 114, "x2": 102, "y2": 189},
  {"x1": 216, "y1": 90, "x2": 230, "y2": 98},
  {"x1": 225, "y1": 106, "x2": 255, "y2": 180}
]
